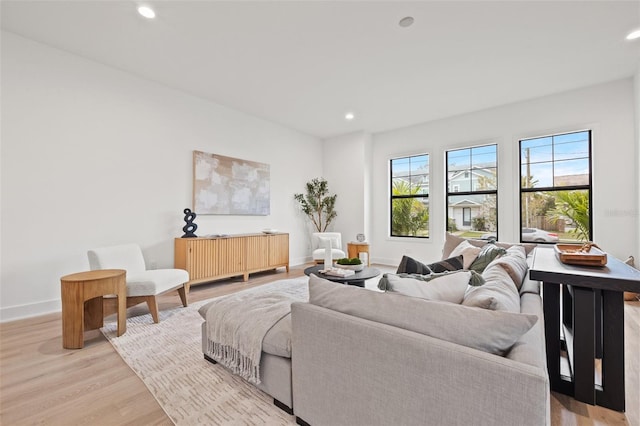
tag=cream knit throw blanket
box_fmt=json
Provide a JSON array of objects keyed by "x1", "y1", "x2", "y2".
[{"x1": 200, "y1": 280, "x2": 308, "y2": 385}]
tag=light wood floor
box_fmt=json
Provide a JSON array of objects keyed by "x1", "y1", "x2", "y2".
[{"x1": 1, "y1": 264, "x2": 638, "y2": 425}]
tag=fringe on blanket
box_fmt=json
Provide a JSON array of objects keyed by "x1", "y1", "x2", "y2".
[{"x1": 207, "y1": 339, "x2": 261, "y2": 385}]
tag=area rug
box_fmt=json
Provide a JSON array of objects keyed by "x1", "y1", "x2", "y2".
[{"x1": 101, "y1": 278, "x2": 309, "y2": 425}]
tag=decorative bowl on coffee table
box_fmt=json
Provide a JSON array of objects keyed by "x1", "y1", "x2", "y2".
[{"x1": 334, "y1": 263, "x2": 364, "y2": 272}]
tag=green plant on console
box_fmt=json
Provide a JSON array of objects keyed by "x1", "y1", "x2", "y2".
[
  {"x1": 336, "y1": 257, "x2": 362, "y2": 265},
  {"x1": 294, "y1": 177, "x2": 337, "y2": 232}
]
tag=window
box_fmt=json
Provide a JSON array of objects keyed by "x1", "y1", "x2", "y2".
[
  {"x1": 520, "y1": 130, "x2": 592, "y2": 243},
  {"x1": 446, "y1": 144, "x2": 497, "y2": 237},
  {"x1": 390, "y1": 154, "x2": 429, "y2": 237}
]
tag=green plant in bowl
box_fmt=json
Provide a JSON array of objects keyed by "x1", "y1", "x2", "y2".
[
  {"x1": 336, "y1": 258, "x2": 362, "y2": 265},
  {"x1": 335, "y1": 257, "x2": 364, "y2": 271}
]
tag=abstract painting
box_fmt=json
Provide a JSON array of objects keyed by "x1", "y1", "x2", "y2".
[{"x1": 193, "y1": 151, "x2": 270, "y2": 215}]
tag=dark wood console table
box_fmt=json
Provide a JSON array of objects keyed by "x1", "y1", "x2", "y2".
[{"x1": 529, "y1": 247, "x2": 640, "y2": 412}]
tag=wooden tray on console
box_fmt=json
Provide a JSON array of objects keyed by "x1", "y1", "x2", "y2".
[{"x1": 554, "y1": 243, "x2": 607, "y2": 267}]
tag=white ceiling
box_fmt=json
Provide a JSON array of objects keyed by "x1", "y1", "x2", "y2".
[{"x1": 2, "y1": 1, "x2": 639, "y2": 139}]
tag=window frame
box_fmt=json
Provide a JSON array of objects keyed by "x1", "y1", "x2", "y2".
[
  {"x1": 519, "y1": 129, "x2": 593, "y2": 244},
  {"x1": 389, "y1": 153, "x2": 430, "y2": 239},
  {"x1": 445, "y1": 143, "x2": 498, "y2": 238}
]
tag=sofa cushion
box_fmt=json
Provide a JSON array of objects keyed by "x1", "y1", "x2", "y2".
[
  {"x1": 127, "y1": 269, "x2": 189, "y2": 297},
  {"x1": 380, "y1": 271, "x2": 471, "y2": 304},
  {"x1": 462, "y1": 265, "x2": 520, "y2": 312},
  {"x1": 262, "y1": 314, "x2": 292, "y2": 358},
  {"x1": 484, "y1": 246, "x2": 528, "y2": 291},
  {"x1": 505, "y1": 293, "x2": 546, "y2": 368},
  {"x1": 309, "y1": 275, "x2": 537, "y2": 355},
  {"x1": 448, "y1": 240, "x2": 483, "y2": 269},
  {"x1": 469, "y1": 243, "x2": 507, "y2": 273},
  {"x1": 396, "y1": 255, "x2": 464, "y2": 274},
  {"x1": 520, "y1": 277, "x2": 540, "y2": 296}
]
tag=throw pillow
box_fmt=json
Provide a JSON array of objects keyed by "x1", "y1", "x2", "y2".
[
  {"x1": 441, "y1": 232, "x2": 536, "y2": 259},
  {"x1": 495, "y1": 241, "x2": 537, "y2": 256},
  {"x1": 427, "y1": 255, "x2": 464, "y2": 273},
  {"x1": 309, "y1": 275, "x2": 538, "y2": 355},
  {"x1": 381, "y1": 271, "x2": 471, "y2": 304},
  {"x1": 318, "y1": 235, "x2": 340, "y2": 249},
  {"x1": 396, "y1": 255, "x2": 464, "y2": 275},
  {"x1": 469, "y1": 243, "x2": 507, "y2": 273},
  {"x1": 396, "y1": 256, "x2": 433, "y2": 275},
  {"x1": 442, "y1": 233, "x2": 487, "y2": 259},
  {"x1": 449, "y1": 240, "x2": 482, "y2": 269},
  {"x1": 462, "y1": 265, "x2": 520, "y2": 312},
  {"x1": 484, "y1": 246, "x2": 528, "y2": 290}
]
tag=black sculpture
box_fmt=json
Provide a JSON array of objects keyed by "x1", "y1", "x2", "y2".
[{"x1": 182, "y1": 208, "x2": 198, "y2": 238}]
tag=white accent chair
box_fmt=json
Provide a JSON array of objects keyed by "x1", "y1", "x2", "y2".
[
  {"x1": 87, "y1": 243, "x2": 189, "y2": 323},
  {"x1": 311, "y1": 232, "x2": 346, "y2": 264}
]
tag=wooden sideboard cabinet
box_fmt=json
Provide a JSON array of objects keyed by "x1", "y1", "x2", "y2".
[{"x1": 174, "y1": 233, "x2": 289, "y2": 286}]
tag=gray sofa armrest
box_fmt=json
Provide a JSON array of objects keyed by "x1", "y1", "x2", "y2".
[{"x1": 292, "y1": 302, "x2": 549, "y2": 426}]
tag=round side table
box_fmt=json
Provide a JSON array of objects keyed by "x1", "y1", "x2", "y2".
[{"x1": 60, "y1": 269, "x2": 127, "y2": 349}]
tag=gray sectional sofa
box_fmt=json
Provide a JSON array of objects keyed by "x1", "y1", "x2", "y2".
[
  {"x1": 291, "y1": 274, "x2": 549, "y2": 426},
  {"x1": 200, "y1": 237, "x2": 550, "y2": 426}
]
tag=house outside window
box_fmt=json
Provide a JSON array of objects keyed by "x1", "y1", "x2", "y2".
[
  {"x1": 446, "y1": 144, "x2": 497, "y2": 237},
  {"x1": 390, "y1": 154, "x2": 429, "y2": 238},
  {"x1": 520, "y1": 130, "x2": 592, "y2": 243}
]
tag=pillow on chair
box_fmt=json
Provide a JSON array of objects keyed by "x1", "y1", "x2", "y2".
[{"x1": 318, "y1": 235, "x2": 340, "y2": 249}]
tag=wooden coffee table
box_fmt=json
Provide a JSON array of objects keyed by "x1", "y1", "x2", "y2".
[{"x1": 304, "y1": 265, "x2": 381, "y2": 287}]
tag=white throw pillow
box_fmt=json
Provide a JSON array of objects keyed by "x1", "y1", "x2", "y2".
[
  {"x1": 449, "y1": 240, "x2": 482, "y2": 269},
  {"x1": 484, "y1": 246, "x2": 528, "y2": 290},
  {"x1": 383, "y1": 271, "x2": 471, "y2": 304},
  {"x1": 462, "y1": 265, "x2": 520, "y2": 313}
]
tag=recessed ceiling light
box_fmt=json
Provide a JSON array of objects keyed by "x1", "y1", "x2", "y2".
[
  {"x1": 626, "y1": 29, "x2": 640, "y2": 40},
  {"x1": 345, "y1": 112, "x2": 355, "y2": 121},
  {"x1": 399, "y1": 17, "x2": 414, "y2": 28},
  {"x1": 137, "y1": 5, "x2": 156, "y2": 19}
]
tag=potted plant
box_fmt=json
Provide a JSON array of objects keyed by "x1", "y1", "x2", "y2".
[{"x1": 294, "y1": 178, "x2": 337, "y2": 232}]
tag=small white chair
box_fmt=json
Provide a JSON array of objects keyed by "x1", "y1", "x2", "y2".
[
  {"x1": 311, "y1": 232, "x2": 346, "y2": 264},
  {"x1": 87, "y1": 243, "x2": 189, "y2": 323}
]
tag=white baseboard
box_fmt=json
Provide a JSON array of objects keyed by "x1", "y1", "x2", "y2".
[
  {"x1": 0, "y1": 298, "x2": 61, "y2": 323},
  {"x1": 290, "y1": 256, "x2": 312, "y2": 266}
]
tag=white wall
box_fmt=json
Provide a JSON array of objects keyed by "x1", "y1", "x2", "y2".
[
  {"x1": 322, "y1": 131, "x2": 373, "y2": 252},
  {"x1": 0, "y1": 32, "x2": 323, "y2": 321},
  {"x1": 636, "y1": 68, "x2": 640, "y2": 262},
  {"x1": 369, "y1": 79, "x2": 637, "y2": 266}
]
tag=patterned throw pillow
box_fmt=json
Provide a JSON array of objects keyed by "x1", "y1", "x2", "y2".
[
  {"x1": 427, "y1": 255, "x2": 465, "y2": 273},
  {"x1": 396, "y1": 256, "x2": 432, "y2": 275},
  {"x1": 396, "y1": 255, "x2": 464, "y2": 275},
  {"x1": 469, "y1": 243, "x2": 507, "y2": 273}
]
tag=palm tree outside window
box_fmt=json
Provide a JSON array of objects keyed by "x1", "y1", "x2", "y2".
[{"x1": 390, "y1": 154, "x2": 429, "y2": 238}]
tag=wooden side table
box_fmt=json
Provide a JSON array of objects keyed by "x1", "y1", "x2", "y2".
[
  {"x1": 347, "y1": 242, "x2": 370, "y2": 266},
  {"x1": 60, "y1": 269, "x2": 127, "y2": 349}
]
